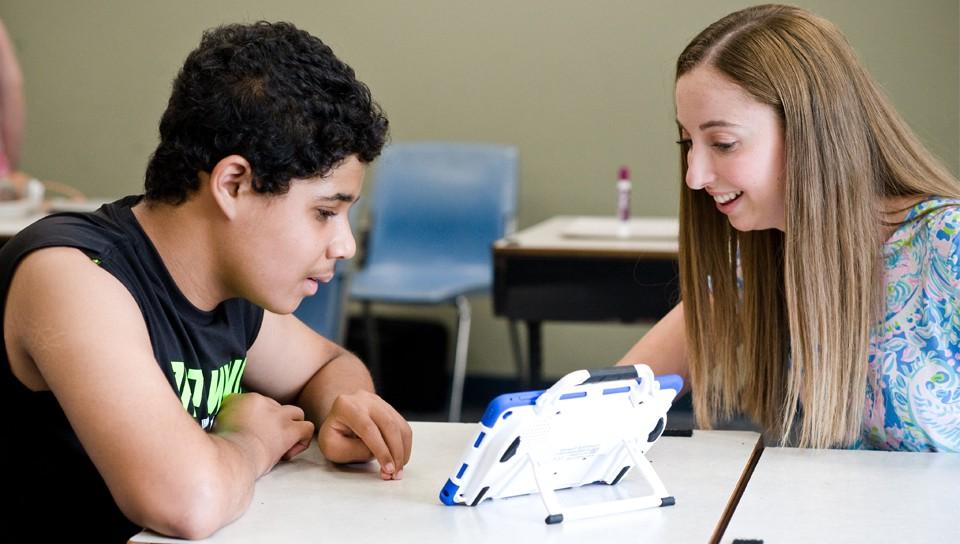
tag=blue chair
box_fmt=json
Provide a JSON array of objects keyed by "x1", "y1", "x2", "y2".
[
  {"x1": 350, "y1": 142, "x2": 522, "y2": 421},
  {"x1": 294, "y1": 258, "x2": 351, "y2": 344}
]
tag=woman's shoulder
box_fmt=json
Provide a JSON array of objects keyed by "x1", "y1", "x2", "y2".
[
  {"x1": 882, "y1": 197, "x2": 960, "y2": 284},
  {"x1": 893, "y1": 197, "x2": 960, "y2": 250},
  {"x1": 905, "y1": 196, "x2": 960, "y2": 223}
]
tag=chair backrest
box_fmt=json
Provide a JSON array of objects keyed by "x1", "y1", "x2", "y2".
[
  {"x1": 294, "y1": 259, "x2": 351, "y2": 343},
  {"x1": 365, "y1": 142, "x2": 519, "y2": 268}
]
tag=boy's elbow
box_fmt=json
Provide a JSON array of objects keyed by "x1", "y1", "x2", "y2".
[
  {"x1": 117, "y1": 473, "x2": 239, "y2": 539},
  {"x1": 143, "y1": 510, "x2": 221, "y2": 541}
]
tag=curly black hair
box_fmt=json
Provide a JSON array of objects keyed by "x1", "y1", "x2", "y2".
[{"x1": 144, "y1": 21, "x2": 388, "y2": 204}]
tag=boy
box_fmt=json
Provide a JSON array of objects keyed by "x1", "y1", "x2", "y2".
[{"x1": 0, "y1": 21, "x2": 411, "y2": 540}]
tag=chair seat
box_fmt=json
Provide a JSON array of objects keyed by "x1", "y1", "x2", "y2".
[{"x1": 351, "y1": 262, "x2": 491, "y2": 304}]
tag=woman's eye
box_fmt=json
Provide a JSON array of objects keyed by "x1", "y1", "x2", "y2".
[
  {"x1": 675, "y1": 139, "x2": 692, "y2": 149},
  {"x1": 316, "y1": 209, "x2": 336, "y2": 221},
  {"x1": 712, "y1": 142, "x2": 736, "y2": 151}
]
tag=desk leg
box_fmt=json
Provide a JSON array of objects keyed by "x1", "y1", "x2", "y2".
[
  {"x1": 508, "y1": 320, "x2": 527, "y2": 387},
  {"x1": 361, "y1": 301, "x2": 382, "y2": 393},
  {"x1": 526, "y1": 320, "x2": 542, "y2": 388}
]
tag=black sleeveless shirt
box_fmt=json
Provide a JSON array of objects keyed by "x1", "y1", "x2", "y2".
[{"x1": 0, "y1": 196, "x2": 264, "y2": 540}]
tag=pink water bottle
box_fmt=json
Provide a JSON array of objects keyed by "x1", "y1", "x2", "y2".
[
  {"x1": 0, "y1": 147, "x2": 9, "y2": 180},
  {"x1": 617, "y1": 166, "x2": 631, "y2": 236}
]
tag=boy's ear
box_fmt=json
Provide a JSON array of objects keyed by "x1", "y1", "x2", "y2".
[{"x1": 207, "y1": 155, "x2": 253, "y2": 220}]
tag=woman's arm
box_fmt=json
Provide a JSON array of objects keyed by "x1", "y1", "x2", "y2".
[
  {"x1": 0, "y1": 18, "x2": 24, "y2": 170},
  {"x1": 616, "y1": 303, "x2": 689, "y2": 386}
]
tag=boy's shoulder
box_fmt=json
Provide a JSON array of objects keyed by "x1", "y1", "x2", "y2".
[{"x1": 0, "y1": 196, "x2": 139, "y2": 265}]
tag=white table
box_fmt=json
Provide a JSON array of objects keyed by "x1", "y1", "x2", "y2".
[
  {"x1": 0, "y1": 212, "x2": 45, "y2": 239},
  {"x1": 132, "y1": 422, "x2": 760, "y2": 543},
  {"x1": 0, "y1": 199, "x2": 112, "y2": 240},
  {"x1": 723, "y1": 446, "x2": 960, "y2": 543},
  {"x1": 496, "y1": 215, "x2": 679, "y2": 259}
]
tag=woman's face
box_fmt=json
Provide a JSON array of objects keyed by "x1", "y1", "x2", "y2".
[{"x1": 675, "y1": 65, "x2": 786, "y2": 232}]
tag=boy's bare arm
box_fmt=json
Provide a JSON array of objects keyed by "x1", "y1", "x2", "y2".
[
  {"x1": 5, "y1": 248, "x2": 312, "y2": 539},
  {"x1": 245, "y1": 311, "x2": 413, "y2": 480}
]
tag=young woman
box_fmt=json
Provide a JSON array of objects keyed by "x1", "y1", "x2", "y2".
[{"x1": 619, "y1": 4, "x2": 960, "y2": 452}]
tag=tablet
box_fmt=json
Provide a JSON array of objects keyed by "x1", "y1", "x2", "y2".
[{"x1": 439, "y1": 364, "x2": 682, "y2": 523}]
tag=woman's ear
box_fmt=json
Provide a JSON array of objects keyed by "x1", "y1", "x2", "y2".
[{"x1": 207, "y1": 155, "x2": 253, "y2": 220}]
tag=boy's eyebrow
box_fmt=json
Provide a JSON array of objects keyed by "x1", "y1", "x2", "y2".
[{"x1": 315, "y1": 193, "x2": 357, "y2": 203}]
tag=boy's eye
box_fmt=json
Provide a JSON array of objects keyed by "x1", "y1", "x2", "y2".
[{"x1": 316, "y1": 209, "x2": 336, "y2": 220}]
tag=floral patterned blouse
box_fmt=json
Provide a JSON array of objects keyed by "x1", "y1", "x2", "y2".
[{"x1": 861, "y1": 197, "x2": 960, "y2": 451}]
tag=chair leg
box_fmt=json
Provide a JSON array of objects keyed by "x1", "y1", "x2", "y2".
[
  {"x1": 449, "y1": 295, "x2": 471, "y2": 422},
  {"x1": 362, "y1": 301, "x2": 382, "y2": 393},
  {"x1": 508, "y1": 319, "x2": 527, "y2": 387}
]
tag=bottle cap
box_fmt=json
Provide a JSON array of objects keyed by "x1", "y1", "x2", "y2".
[{"x1": 618, "y1": 166, "x2": 630, "y2": 180}]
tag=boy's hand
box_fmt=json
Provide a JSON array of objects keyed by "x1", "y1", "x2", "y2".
[
  {"x1": 317, "y1": 390, "x2": 413, "y2": 480},
  {"x1": 214, "y1": 392, "x2": 316, "y2": 476}
]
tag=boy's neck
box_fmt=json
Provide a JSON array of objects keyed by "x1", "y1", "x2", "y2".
[{"x1": 132, "y1": 197, "x2": 229, "y2": 312}]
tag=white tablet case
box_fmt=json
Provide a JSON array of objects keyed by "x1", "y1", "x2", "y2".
[{"x1": 440, "y1": 364, "x2": 682, "y2": 524}]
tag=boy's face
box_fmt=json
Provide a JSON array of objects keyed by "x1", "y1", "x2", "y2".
[{"x1": 234, "y1": 155, "x2": 364, "y2": 314}]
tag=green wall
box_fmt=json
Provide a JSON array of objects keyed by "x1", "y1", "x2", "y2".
[{"x1": 3, "y1": 1, "x2": 958, "y2": 379}]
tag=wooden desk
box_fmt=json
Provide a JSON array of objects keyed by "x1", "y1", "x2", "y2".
[
  {"x1": 493, "y1": 216, "x2": 679, "y2": 385},
  {"x1": 131, "y1": 422, "x2": 760, "y2": 544},
  {"x1": 723, "y1": 447, "x2": 960, "y2": 543}
]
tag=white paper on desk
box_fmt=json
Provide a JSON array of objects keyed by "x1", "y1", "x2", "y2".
[
  {"x1": 561, "y1": 216, "x2": 678, "y2": 241},
  {"x1": 47, "y1": 198, "x2": 112, "y2": 213}
]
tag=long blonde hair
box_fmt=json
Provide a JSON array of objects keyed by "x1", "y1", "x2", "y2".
[{"x1": 676, "y1": 4, "x2": 960, "y2": 447}]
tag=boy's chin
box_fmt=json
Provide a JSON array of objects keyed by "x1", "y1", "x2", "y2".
[{"x1": 259, "y1": 296, "x2": 302, "y2": 316}]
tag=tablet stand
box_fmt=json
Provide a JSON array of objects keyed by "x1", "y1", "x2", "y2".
[
  {"x1": 530, "y1": 437, "x2": 674, "y2": 524},
  {"x1": 527, "y1": 366, "x2": 675, "y2": 524},
  {"x1": 439, "y1": 364, "x2": 681, "y2": 525}
]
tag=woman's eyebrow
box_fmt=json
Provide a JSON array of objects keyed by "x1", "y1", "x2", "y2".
[
  {"x1": 699, "y1": 120, "x2": 741, "y2": 130},
  {"x1": 675, "y1": 119, "x2": 742, "y2": 131}
]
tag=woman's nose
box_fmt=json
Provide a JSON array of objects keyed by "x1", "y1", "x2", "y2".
[{"x1": 685, "y1": 146, "x2": 715, "y2": 190}]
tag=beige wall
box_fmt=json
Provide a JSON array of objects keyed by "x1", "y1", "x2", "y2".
[{"x1": 3, "y1": 1, "x2": 958, "y2": 378}]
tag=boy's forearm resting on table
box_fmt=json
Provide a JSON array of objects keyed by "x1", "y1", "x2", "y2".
[
  {"x1": 295, "y1": 352, "x2": 413, "y2": 477},
  {"x1": 131, "y1": 393, "x2": 315, "y2": 538},
  {"x1": 296, "y1": 352, "x2": 375, "y2": 424},
  {"x1": 146, "y1": 436, "x2": 260, "y2": 538},
  {"x1": 123, "y1": 425, "x2": 267, "y2": 539}
]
